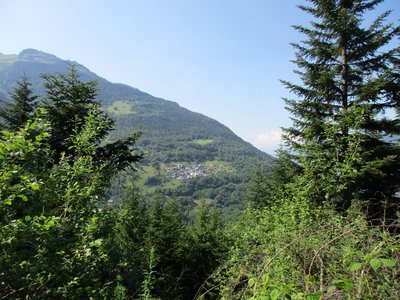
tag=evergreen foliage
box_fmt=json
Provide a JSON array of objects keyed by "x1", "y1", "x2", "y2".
[
  {"x1": 246, "y1": 164, "x2": 272, "y2": 208},
  {"x1": 0, "y1": 76, "x2": 37, "y2": 131},
  {"x1": 202, "y1": 2, "x2": 400, "y2": 298},
  {"x1": 40, "y1": 66, "x2": 143, "y2": 171},
  {"x1": 187, "y1": 201, "x2": 226, "y2": 298},
  {"x1": 280, "y1": 0, "x2": 400, "y2": 216}
]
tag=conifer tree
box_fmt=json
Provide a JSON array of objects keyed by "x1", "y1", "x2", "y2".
[
  {"x1": 0, "y1": 76, "x2": 37, "y2": 131},
  {"x1": 246, "y1": 165, "x2": 272, "y2": 208},
  {"x1": 40, "y1": 66, "x2": 109, "y2": 155},
  {"x1": 145, "y1": 197, "x2": 188, "y2": 298},
  {"x1": 184, "y1": 200, "x2": 225, "y2": 298},
  {"x1": 41, "y1": 66, "x2": 142, "y2": 173},
  {"x1": 281, "y1": 0, "x2": 400, "y2": 215},
  {"x1": 113, "y1": 182, "x2": 149, "y2": 294}
]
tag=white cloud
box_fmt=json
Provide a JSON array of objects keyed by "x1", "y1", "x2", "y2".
[{"x1": 253, "y1": 130, "x2": 282, "y2": 151}]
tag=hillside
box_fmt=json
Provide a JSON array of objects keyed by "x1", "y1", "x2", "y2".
[{"x1": 0, "y1": 49, "x2": 273, "y2": 210}]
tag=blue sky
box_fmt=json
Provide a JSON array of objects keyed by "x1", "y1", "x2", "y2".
[{"x1": 1, "y1": 0, "x2": 399, "y2": 154}]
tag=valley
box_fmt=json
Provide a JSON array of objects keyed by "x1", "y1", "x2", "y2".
[{"x1": 0, "y1": 49, "x2": 273, "y2": 210}]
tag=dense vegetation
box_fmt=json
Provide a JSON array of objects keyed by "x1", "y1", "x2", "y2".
[
  {"x1": 1, "y1": 0, "x2": 399, "y2": 299},
  {"x1": 0, "y1": 67, "x2": 228, "y2": 299}
]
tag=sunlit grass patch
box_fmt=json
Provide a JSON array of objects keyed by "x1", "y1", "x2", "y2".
[
  {"x1": 106, "y1": 101, "x2": 134, "y2": 115},
  {"x1": 193, "y1": 138, "x2": 213, "y2": 145}
]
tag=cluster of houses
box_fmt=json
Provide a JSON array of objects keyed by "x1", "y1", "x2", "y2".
[{"x1": 169, "y1": 164, "x2": 206, "y2": 180}]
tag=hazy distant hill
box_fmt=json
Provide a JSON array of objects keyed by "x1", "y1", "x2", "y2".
[{"x1": 0, "y1": 49, "x2": 273, "y2": 210}]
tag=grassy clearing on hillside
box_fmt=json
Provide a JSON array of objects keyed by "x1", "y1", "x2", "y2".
[
  {"x1": 106, "y1": 101, "x2": 134, "y2": 115},
  {"x1": 193, "y1": 139, "x2": 214, "y2": 145},
  {"x1": 163, "y1": 179, "x2": 181, "y2": 189},
  {"x1": 203, "y1": 160, "x2": 235, "y2": 173}
]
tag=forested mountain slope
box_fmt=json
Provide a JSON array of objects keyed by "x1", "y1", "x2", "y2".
[{"x1": 0, "y1": 49, "x2": 273, "y2": 209}]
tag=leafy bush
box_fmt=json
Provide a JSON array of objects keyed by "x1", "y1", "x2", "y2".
[{"x1": 200, "y1": 197, "x2": 400, "y2": 299}]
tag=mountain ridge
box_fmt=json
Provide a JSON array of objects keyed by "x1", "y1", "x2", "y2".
[{"x1": 0, "y1": 49, "x2": 272, "y2": 209}]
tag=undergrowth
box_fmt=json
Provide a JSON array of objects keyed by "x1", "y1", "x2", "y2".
[{"x1": 197, "y1": 198, "x2": 400, "y2": 299}]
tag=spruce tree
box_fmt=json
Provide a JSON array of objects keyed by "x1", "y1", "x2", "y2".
[
  {"x1": 246, "y1": 165, "x2": 272, "y2": 208},
  {"x1": 0, "y1": 76, "x2": 37, "y2": 131},
  {"x1": 281, "y1": 0, "x2": 400, "y2": 216},
  {"x1": 41, "y1": 66, "x2": 142, "y2": 173},
  {"x1": 41, "y1": 66, "x2": 110, "y2": 156}
]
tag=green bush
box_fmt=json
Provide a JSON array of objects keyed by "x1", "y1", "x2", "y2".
[{"x1": 201, "y1": 197, "x2": 399, "y2": 299}]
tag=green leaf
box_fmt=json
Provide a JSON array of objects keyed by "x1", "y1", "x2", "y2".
[
  {"x1": 380, "y1": 258, "x2": 396, "y2": 268},
  {"x1": 18, "y1": 194, "x2": 28, "y2": 202},
  {"x1": 349, "y1": 262, "x2": 362, "y2": 271},
  {"x1": 248, "y1": 278, "x2": 255, "y2": 288},
  {"x1": 270, "y1": 289, "x2": 279, "y2": 300},
  {"x1": 370, "y1": 258, "x2": 381, "y2": 271},
  {"x1": 19, "y1": 260, "x2": 29, "y2": 267},
  {"x1": 327, "y1": 285, "x2": 336, "y2": 293},
  {"x1": 343, "y1": 278, "x2": 353, "y2": 292},
  {"x1": 291, "y1": 292, "x2": 305, "y2": 300},
  {"x1": 31, "y1": 182, "x2": 41, "y2": 191},
  {"x1": 262, "y1": 274, "x2": 270, "y2": 285},
  {"x1": 306, "y1": 291, "x2": 323, "y2": 300}
]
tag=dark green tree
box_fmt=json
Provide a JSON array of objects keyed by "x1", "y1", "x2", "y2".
[
  {"x1": 280, "y1": 0, "x2": 400, "y2": 215},
  {"x1": 41, "y1": 66, "x2": 100, "y2": 149},
  {"x1": 145, "y1": 197, "x2": 189, "y2": 298},
  {"x1": 41, "y1": 66, "x2": 142, "y2": 173},
  {"x1": 113, "y1": 181, "x2": 149, "y2": 296},
  {"x1": 185, "y1": 200, "x2": 225, "y2": 299},
  {"x1": 246, "y1": 164, "x2": 272, "y2": 208},
  {"x1": 0, "y1": 76, "x2": 37, "y2": 131}
]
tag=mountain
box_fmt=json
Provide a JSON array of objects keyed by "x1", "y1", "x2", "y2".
[{"x1": 0, "y1": 49, "x2": 273, "y2": 211}]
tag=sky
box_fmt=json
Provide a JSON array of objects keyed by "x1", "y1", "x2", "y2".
[{"x1": 1, "y1": 0, "x2": 399, "y2": 154}]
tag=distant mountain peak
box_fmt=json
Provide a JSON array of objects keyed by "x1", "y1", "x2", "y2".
[
  {"x1": 19, "y1": 48, "x2": 45, "y2": 56},
  {"x1": 19, "y1": 49, "x2": 62, "y2": 64}
]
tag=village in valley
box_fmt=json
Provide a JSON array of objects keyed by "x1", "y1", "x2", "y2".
[{"x1": 168, "y1": 163, "x2": 220, "y2": 180}]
